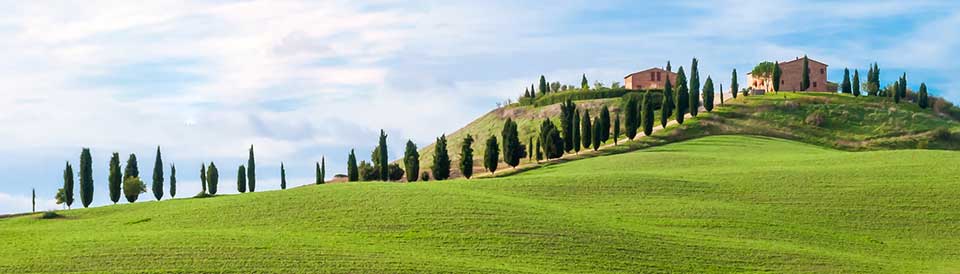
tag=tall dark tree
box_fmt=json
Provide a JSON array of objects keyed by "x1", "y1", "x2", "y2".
[
  {"x1": 666, "y1": 61, "x2": 672, "y2": 72},
  {"x1": 534, "y1": 139, "x2": 543, "y2": 161},
  {"x1": 528, "y1": 137, "x2": 534, "y2": 160},
  {"x1": 280, "y1": 163, "x2": 287, "y2": 189},
  {"x1": 599, "y1": 106, "x2": 611, "y2": 143},
  {"x1": 200, "y1": 163, "x2": 207, "y2": 194},
  {"x1": 900, "y1": 73, "x2": 908, "y2": 100},
  {"x1": 321, "y1": 157, "x2": 326, "y2": 184},
  {"x1": 612, "y1": 113, "x2": 621, "y2": 145},
  {"x1": 63, "y1": 162, "x2": 73, "y2": 208},
  {"x1": 404, "y1": 140, "x2": 420, "y2": 182},
  {"x1": 123, "y1": 154, "x2": 139, "y2": 180},
  {"x1": 484, "y1": 135, "x2": 499, "y2": 174},
  {"x1": 539, "y1": 75, "x2": 548, "y2": 96},
  {"x1": 731, "y1": 69, "x2": 739, "y2": 99},
  {"x1": 459, "y1": 134, "x2": 475, "y2": 179},
  {"x1": 347, "y1": 149, "x2": 359, "y2": 182},
  {"x1": 572, "y1": 109, "x2": 581, "y2": 153},
  {"x1": 539, "y1": 119, "x2": 564, "y2": 159},
  {"x1": 237, "y1": 165, "x2": 247, "y2": 193},
  {"x1": 720, "y1": 83, "x2": 724, "y2": 105},
  {"x1": 207, "y1": 162, "x2": 219, "y2": 195},
  {"x1": 432, "y1": 135, "x2": 451, "y2": 180},
  {"x1": 872, "y1": 63, "x2": 881, "y2": 96},
  {"x1": 79, "y1": 148, "x2": 93, "y2": 208},
  {"x1": 560, "y1": 100, "x2": 577, "y2": 152},
  {"x1": 841, "y1": 68, "x2": 851, "y2": 94},
  {"x1": 247, "y1": 145, "x2": 256, "y2": 193},
  {"x1": 689, "y1": 58, "x2": 700, "y2": 117},
  {"x1": 108, "y1": 152, "x2": 121, "y2": 204},
  {"x1": 772, "y1": 61, "x2": 782, "y2": 92},
  {"x1": 675, "y1": 66, "x2": 689, "y2": 124},
  {"x1": 581, "y1": 74, "x2": 589, "y2": 90},
  {"x1": 501, "y1": 118, "x2": 523, "y2": 168},
  {"x1": 31, "y1": 188, "x2": 35, "y2": 212},
  {"x1": 624, "y1": 96, "x2": 638, "y2": 139},
  {"x1": 703, "y1": 76, "x2": 715, "y2": 112},
  {"x1": 661, "y1": 78, "x2": 673, "y2": 128},
  {"x1": 581, "y1": 111, "x2": 593, "y2": 148},
  {"x1": 169, "y1": 164, "x2": 176, "y2": 198},
  {"x1": 801, "y1": 55, "x2": 810, "y2": 91},
  {"x1": 378, "y1": 130, "x2": 388, "y2": 181},
  {"x1": 894, "y1": 76, "x2": 902, "y2": 104},
  {"x1": 591, "y1": 117, "x2": 601, "y2": 151},
  {"x1": 642, "y1": 91, "x2": 655, "y2": 136},
  {"x1": 152, "y1": 146, "x2": 164, "y2": 201},
  {"x1": 852, "y1": 70, "x2": 861, "y2": 97},
  {"x1": 315, "y1": 160, "x2": 324, "y2": 185},
  {"x1": 918, "y1": 83, "x2": 929, "y2": 109}
]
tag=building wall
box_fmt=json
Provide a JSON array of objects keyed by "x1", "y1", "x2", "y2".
[
  {"x1": 778, "y1": 59, "x2": 829, "y2": 92},
  {"x1": 625, "y1": 68, "x2": 677, "y2": 90}
]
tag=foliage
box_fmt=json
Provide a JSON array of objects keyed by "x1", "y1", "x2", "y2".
[
  {"x1": 459, "y1": 134, "x2": 475, "y2": 179},
  {"x1": 581, "y1": 111, "x2": 593, "y2": 149},
  {"x1": 152, "y1": 146, "x2": 164, "y2": 201},
  {"x1": 540, "y1": 119, "x2": 564, "y2": 159},
  {"x1": 591, "y1": 117, "x2": 601, "y2": 150},
  {"x1": 54, "y1": 188, "x2": 65, "y2": 207},
  {"x1": 347, "y1": 149, "x2": 358, "y2": 182},
  {"x1": 750, "y1": 61, "x2": 776, "y2": 77},
  {"x1": 612, "y1": 113, "x2": 621, "y2": 145},
  {"x1": 731, "y1": 69, "x2": 739, "y2": 99},
  {"x1": 918, "y1": 83, "x2": 929, "y2": 109},
  {"x1": 661, "y1": 78, "x2": 673, "y2": 128},
  {"x1": 124, "y1": 154, "x2": 139, "y2": 179},
  {"x1": 432, "y1": 135, "x2": 451, "y2": 180},
  {"x1": 170, "y1": 164, "x2": 176, "y2": 198},
  {"x1": 281, "y1": 163, "x2": 287, "y2": 189},
  {"x1": 237, "y1": 165, "x2": 247, "y2": 193},
  {"x1": 841, "y1": 68, "x2": 851, "y2": 94},
  {"x1": 420, "y1": 171, "x2": 430, "y2": 182},
  {"x1": 559, "y1": 100, "x2": 577, "y2": 152},
  {"x1": 703, "y1": 76, "x2": 715, "y2": 112},
  {"x1": 122, "y1": 177, "x2": 146, "y2": 203},
  {"x1": 378, "y1": 130, "x2": 389, "y2": 181},
  {"x1": 387, "y1": 163, "x2": 404, "y2": 181},
  {"x1": 675, "y1": 66, "x2": 688, "y2": 124},
  {"x1": 801, "y1": 55, "x2": 810, "y2": 91},
  {"x1": 206, "y1": 163, "x2": 219, "y2": 195},
  {"x1": 501, "y1": 118, "x2": 524, "y2": 168},
  {"x1": 852, "y1": 70, "x2": 861, "y2": 97},
  {"x1": 404, "y1": 141, "x2": 420, "y2": 182},
  {"x1": 200, "y1": 164, "x2": 207, "y2": 194},
  {"x1": 599, "y1": 105, "x2": 611, "y2": 143},
  {"x1": 690, "y1": 58, "x2": 700, "y2": 117},
  {"x1": 581, "y1": 74, "x2": 589, "y2": 90},
  {"x1": 62, "y1": 162, "x2": 74, "y2": 208},
  {"x1": 40, "y1": 211, "x2": 61, "y2": 219},
  {"x1": 484, "y1": 135, "x2": 499, "y2": 174},
  {"x1": 248, "y1": 145, "x2": 256, "y2": 193},
  {"x1": 572, "y1": 109, "x2": 581, "y2": 153},
  {"x1": 108, "y1": 153, "x2": 122, "y2": 204},
  {"x1": 623, "y1": 95, "x2": 638, "y2": 140},
  {"x1": 772, "y1": 61, "x2": 782, "y2": 92},
  {"x1": 642, "y1": 91, "x2": 655, "y2": 136},
  {"x1": 359, "y1": 161, "x2": 376, "y2": 181}
]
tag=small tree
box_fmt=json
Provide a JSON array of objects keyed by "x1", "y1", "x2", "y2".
[
  {"x1": 852, "y1": 70, "x2": 861, "y2": 97},
  {"x1": 539, "y1": 75, "x2": 548, "y2": 96},
  {"x1": 540, "y1": 119, "x2": 564, "y2": 159},
  {"x1": 200, "y1": 163, "x2": 207, "y2": 194},
  {"x1": 918, "y1": 83, "x2": 929, "y2": 109},
  {"x1": 347, "y1": 149, "x2": 359, "y2": 182},
  {"x1": 599, "y1": 106, "x2": 611, "y2": 143},
  {"x1": 459, "y1": 134, "x2": 475, "y2": 179},
  {"x1": 432, "y1": 135, "x2": 451, "y2": 180},
  {"x1": 207, "y1": 162, "x2": 219, "y2": 195},
  {"x1": 501, "y1": 118, "x2": 524, "y2": 168},
  {"x1": 280, "y1": 163, "x2": 287, "y2": 189},
  {"x1": 320, "y1": 157, "x2": 326, "y2": 184},
  {"x1": 731, "y1": 69, "x2": 739, "y2": 99},
  {"x1": 666, "y1": 61, "x2": 672, "y2": 72},
  {"x1": 534, "y1": 139, "x2": 543, "y2": 161},
  {"x1": 581, "y1": 111, "x2": 593, "y2": 148},
  {"x1": 612, "y1": 113, "x2": 621, "y2": 145},
  {"x1": 420, "y1": 171, "x2": 430, "y2": 182},
  {"x1": 689, "y1": 58, "x2": 700, "y2": 117},
  {"x1": 169, "y1": 164, "x2": 176, "y2": 198},
  {"x1": 624, "y1": 96, "x2": 638, "y2": 139},
  {"x1": 124, "y1": 154, "x2": 139, "y2": 180},
  {"x1": 378, "y1": 130, "x2": 389, "y2": 181},
  {"x1": 484, "y1": 135, "x2": 499, "y2": 174},
  {"x1": 247, "y1": 145, "x2": 256, "y2": 193},
  {"x1": 676, "y1": 66, "x2": 689, "y2": 124},
  {"x1": 642, "y1": 91, "x2": 654, "y2": 136},
  {"x1": 123, "y1": 177, "x2": 146, "y2": 203},
  {"x1": 31, "y1": 188, "x2": 35, "y2": 213},
  {"x1": 108, "y1": 153, "x2": 121, "y2": 204},
  {"x1": 801, "y1": 55, "x2": 810, "y2": 91},
  {"x1": 560, "y1": 100, "x2": 576, "y2": 152},
  {"x1": 55, "y1": 188, "x2": 66, "y2": 209},
  {"x1": 661, "y1": 79, "x2": 673, "y2": 128},
  {"x1": 591, "y1": 117, "x2": 601, "y2": 151},
  {"x1": 404, "y1": 140, "x2": 420, "y2": 182},
  {"x1": 703, "y1": 76, "x2": 715, "y2": 112},
  {"x1": 237, "y1": 165, "x2": 247, "y2": 193},
  {"x1": 315, "y1": 161, "x2": 321, "y2": 184},
  {"x1": 151, "y1": 146, "x2": 164, "y2": 201},
  {"x1": 62, "y1": 162, "x2": 74, "y2": 209},
  {"x1": 572, "y1": 109, "x2": 581, "y2": 154},
  {"x1": 79, "y1": 148, "x2": 94, "y2": 207},
  {"x1": 772, "y1": 62, "x2": 782, "y2": 92},
  {"x1": 841, "y1": 68, "x2": 851, "y2": 94}
]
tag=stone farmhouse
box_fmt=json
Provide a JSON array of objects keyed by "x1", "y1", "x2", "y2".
[
  {"x1": 747, "y1": 57, "x2": 829, "y2": 93},
  {"x1": 624, "y1": 67, "x2": 677, "y2": 90}
]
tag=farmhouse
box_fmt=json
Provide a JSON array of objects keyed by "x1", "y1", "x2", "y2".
[
  {"x1": 624, "y1": 67, "x2": 677, "y2": 90},
  {"x1": 747, "y1": 57, "x2": 830, "y2": 93}
]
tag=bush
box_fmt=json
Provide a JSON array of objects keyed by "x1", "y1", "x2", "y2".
[
  {"x1": 804, "y1": 111, "x2": 826, "y2": 127},
  {"x1": 931, "y1": 127, "x2": 953, "y2": 141},
  {"x1": 387, "y1": 163, "x2": 405, "y2": 181},
  {"x1": 122, "y1": 177, "x2": 147, "y2": 203},
  {"x1": 40, "y1": 211, "x2": 61, "y2": 219},
  {"x1": 193, "y1": 192, "x2": 215, "y2": 199},
  {"x1": 532, "y1": 88, "x2": 663, "y2": 107},
  {"x1": 420, "y1": 171, "x2": 430, "y2": 182}
]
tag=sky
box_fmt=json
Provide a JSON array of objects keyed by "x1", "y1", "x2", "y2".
[{"x1": 0, "y1": 0, "x2": 958, "y2": 214}]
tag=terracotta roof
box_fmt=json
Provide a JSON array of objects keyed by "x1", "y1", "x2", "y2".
[
  {"x1": 780, "y1": 57, "x2": 828, "y2": 67},
  {"x1": 624, "y1": 67, "x2": 676, "y2": 79}
]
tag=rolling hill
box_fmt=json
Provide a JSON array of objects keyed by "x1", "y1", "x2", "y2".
[{"x1": 3, "y1": 135, "x2": 960, "y2": 273}]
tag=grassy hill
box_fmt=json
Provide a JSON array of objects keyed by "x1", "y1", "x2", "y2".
[{"x1": 4, "y1": 136, "x2": 960, "y2": 273}]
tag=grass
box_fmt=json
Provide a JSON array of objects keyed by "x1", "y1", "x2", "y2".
[{"x1": 3, "y1": 135, "x2": 960, "y2": 273}]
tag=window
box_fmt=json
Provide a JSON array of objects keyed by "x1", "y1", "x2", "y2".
[
  {"x1": 650, "y1": 72, "x2": 655, "y2": 81},
  {"x1": 820, "y1": 68, "x2": 824, "y2": 74},
  {"x1": 781, "y1": 80, "x2": 784, "y2": 84},
  {"x1": 813, "y1": 82, "x2": 818, "y2": 87},
  {"x1": 656, "y1": 72, "x2": 661, "y2": 81}
]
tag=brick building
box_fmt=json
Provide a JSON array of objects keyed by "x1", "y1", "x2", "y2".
[
  {"x1": 748, "y1": 57, "x2": 830, "y2": 93},
  {"x1": 624, "y1": 67, "x2": 678, "y2": 90}
]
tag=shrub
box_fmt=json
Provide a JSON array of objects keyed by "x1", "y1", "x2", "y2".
[
  {"x1": 193, "y1": 192, "x2": 214, "y2": 199},
  {"x1": 122, "y1": 177, "x2": 147, "y2": 203},
  {"x1": 931, "y1": 127, "x2": 953, "y2": 141},
  {"x1": 420, "y1": 171, "x2": 430, "y2": 182},
  {"x1": 40, "y1": 211, "x2": 61, "y2": 219},
  {"x1": 387, "y1": 163, "x2": 405, "y2": 181},
  {"x1": 804, "y1": 111, "x2": 826, "y2": 127}
]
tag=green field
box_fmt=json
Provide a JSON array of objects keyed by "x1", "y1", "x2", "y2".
[{"x1": 4, "y1": 135, "x2": 959, "y2": 273}]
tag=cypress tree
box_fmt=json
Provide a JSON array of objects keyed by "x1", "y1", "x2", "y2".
[
  {"x1": 560, "y1": 100, "x2": 576, "y2": 152},
  {"x1": 280, "y1": 163, "x2": 287, "y2": 189},
  {"x1": 581, "y1": 111, "x2": 593, "y2": 148},
  {"x1": 63, "y1": 162, "x2": 73, "y2": 208},
  {"x1": 801, "y1": 55, "x2": 810, "y2": 91},
  {"x1": 867, "y1": 64, "x2": 875, "y2": 96},
  {"x1": 124, "y1": 154, "x2": 139, "y2": 180},
  {"x1": 320, "y1": 157, "x2": 326, "y2": 184},
  {"x1": 433, "y1": 135, "x2": 451, "y2": 180},
  {"x1": 152, "y1": 146, "x2": 163, "y2": 201},
  {"x1": 378, "y1": 130, "x2": 388, "y2": 181},
  {"x1": 581, "y1": 74, "x2": 589, "y2": 90},
  {"x1": 624, "y1": 96, "x2": 638, "y2": 139},
  {"x1": 731, "y1": 69, "x2": 739, "y2": 99},
  {"x1": 900, "y1": 73, "x2": 908, "y2": 100},
  {"x1": 613, "y1": 113, "x2": 621, "y2": 145},
  {"x1": 31, "y1": 188, "x2": 35, "y2": 213},
  {"x1": 207, "y1": 162, "x2": 219, "y2": 195},
  {"x1": 237, "y1": 165, "x2": 247, "y2": 193},
  {"x1": 703, "y1": 76, "x2": 715, "y2": 112},
  {"x1": 523, "y1": 88, "x2": 529, "y2": 98},
  {"x1": 599, "y1": 106, "x2": 611, "y2": 143},
  {"x1": 690, "y1": 58, "x2": 700, "y2": 117},
  {"x1": 528, "y1": 137, "x2": 534, "y2": 161},
  {"x1": 642, "y1": 91, "x2": 654, "y2": 136},
  {"x1": 535, "y1": 139, "x2": 543, "y2": 161},
  {"x1": 666, "y1": 61, "x2": 672, "y2": 72},
  {"x1": 79, "y1": 148, "x2": 93, "y2": 208},
  {"x1": 661, "y1": 78, "x2": 673, "y2": 128},
  {"x1": 772, "y1": 61, "x2": 782, "y2": 92},
  {"x1": 459, "y1": 134, "x2": 475, "y2": 179},
  {"x1": 852, "y1": 70, "x2": 861, "y2": 97},
  {"x1": 169, "y1": 164, "x2": 176, "y2": 198},
  {"x1": 501, "y1": 118, "x2": 523, "y2": 168},
  {"x1": 347, "y1": 149, "x2": 358, "y2": 182},
  {"x1": 200, "y1": 163, "x2": 207, "y2": 194},
  {"x1": 918, "y1": 83, "x2": 929, "y2": 109},
  {"x1": 572, "y1": 109, "x2": 581, "y2": 154},
  {"x1": 539, "y1": 75, "x2": 548, "y2": 96},
  {"x1": 841, "y1": 68, "x2": 851, "y2": 94},
  {"x1": 108, "y1": 152, "x2": 121, "y2": 204},
  {"x1": 873, "y1": 63, "x2": 881, "y2": 96},
  {"x1": 539, "y1": 119, "x2": 564, "y2": 159},
  {"x1": 591, "y1": 117, "x2": 601, "y2": 151},
  {"x1": 404, "y1": 140, "x2": 420, "y2": 182},
  {"x1": 484, "y1": 135, "x2": 499, "y2": 174},
  {"x1": 720, "y1": 83, "x2": 724, "y2": 105},
  {"x1": 676, "y1": 67, "x2": 688, "y2": 124},
  {"x1": 247, "y1": 145, "x2": 256, "y2": 192},
  {"x1": 894, "y1": 76, "x2": 902, "y2": 104}
]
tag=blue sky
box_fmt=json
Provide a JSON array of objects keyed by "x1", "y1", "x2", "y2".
[{"x1": 0, "y1": 0, "x2": 958, "y2": 213}]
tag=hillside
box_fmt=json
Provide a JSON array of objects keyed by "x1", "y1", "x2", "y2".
[
  {"x1": 4, "y1": 136, "x2": 960, "y2": 273},
  {"x1": 416, "y1": 91, "x2": 960, "y2": 178}
]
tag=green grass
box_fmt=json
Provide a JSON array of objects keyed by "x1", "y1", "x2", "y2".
[{"x1": 4, "y1": 135, "x2": 960, "y2": 273}]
